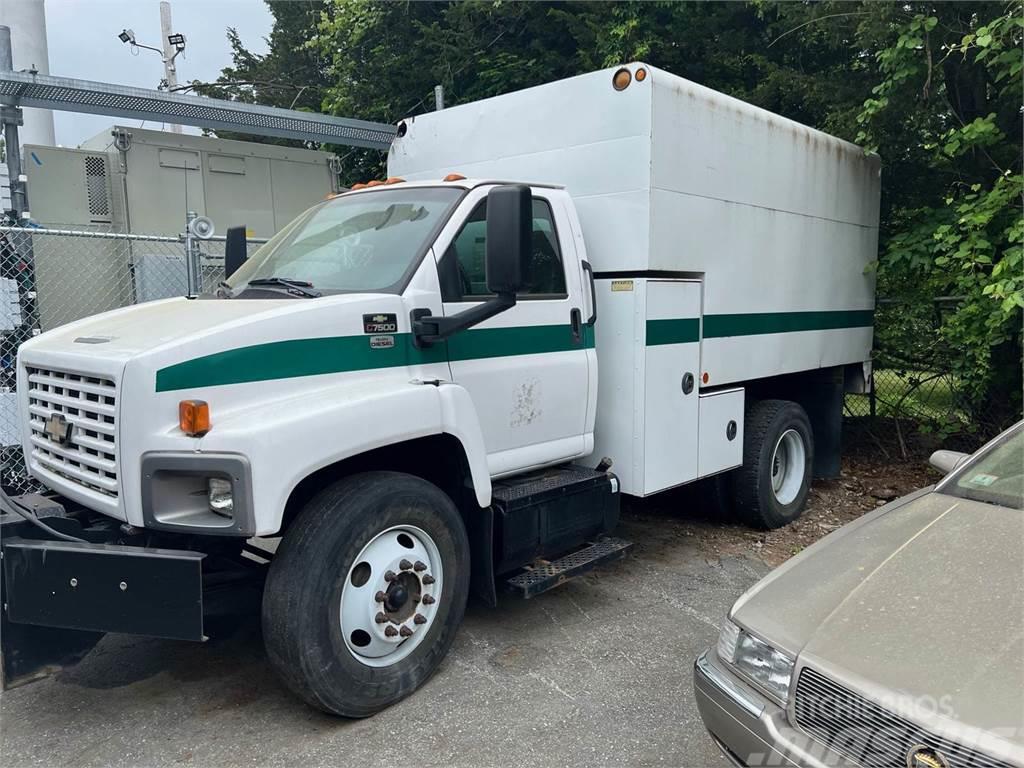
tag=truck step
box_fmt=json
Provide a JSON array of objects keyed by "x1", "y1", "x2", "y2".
[{"x1": 506, "y1": 536, "x2": 633, "y2": 598}]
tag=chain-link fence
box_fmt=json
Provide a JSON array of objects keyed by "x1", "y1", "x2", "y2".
[
  {"x1": 845, "y1": 297, "x2": 1020, "y2": 442},
  {"x1": 0, "y1": 225, "x2": 266, "y2": 492}
]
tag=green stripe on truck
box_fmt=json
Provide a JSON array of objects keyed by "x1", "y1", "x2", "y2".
[
  {"x1": 154, "y1": 310, "x2": 871, "y2": 392},
  {"x1": 646, "y1": 318, "x2": 700, "y2": 346},
  {"x1": 155, "y1": 323, "x2": 593, "y2": 392},
  {"x1": 702, "y1": 309, "x2": 873, "y2": 339}
]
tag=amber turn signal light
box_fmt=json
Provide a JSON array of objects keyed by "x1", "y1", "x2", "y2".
[
  {"x1": 612, "y1": 67, "x2": 632, "y2": 91},
  {"x1": 179, "y1": 399, "x2": 211, "y2": 436}
]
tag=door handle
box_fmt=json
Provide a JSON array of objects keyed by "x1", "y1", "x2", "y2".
[
  {"x1": 582, "y1": 261, "x2": 597, "y2": 325},
  {"x1": 570, "y1": 308, "x2": 582, "y2": 343}
]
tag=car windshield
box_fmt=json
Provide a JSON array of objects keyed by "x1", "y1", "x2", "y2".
[
  {"x1": 226, "y1": 186, "x2": 462, "y2": 295},
  {"x1": 944, "y1": 424, "x2": 1024, "y2": 510}
]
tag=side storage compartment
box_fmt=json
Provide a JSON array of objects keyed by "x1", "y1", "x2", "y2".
[
  {"x1": 590, "y1": 277, "x2": 703, "y2": 496},
  {"x1": 697, "y1": 388, "x2": 744, "y2": 477}
]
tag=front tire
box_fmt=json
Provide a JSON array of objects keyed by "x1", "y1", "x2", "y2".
[
  {"x1": 262, "y1": 471, "x2": 470, "y2": 717},
  {"x1": 731, "y1": 400, "x2": 814, "y2": 529}
]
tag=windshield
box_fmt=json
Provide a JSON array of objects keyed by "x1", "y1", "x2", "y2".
[
  {"x1": 943, "y1": 423, "x2": 1024, "y2": 509},
  {"x1": 227, "y1": 187, "x2": 463, "y2": 294}
]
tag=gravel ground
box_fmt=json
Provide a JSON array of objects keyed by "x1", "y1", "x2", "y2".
[{"x1": 0, "y1": 426, "x2": 937, "y2": 768}]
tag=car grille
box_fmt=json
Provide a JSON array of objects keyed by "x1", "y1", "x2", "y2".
[
  {"x1": 25, "y1": 366, "x2": 119, "y2": 498},
  {"x1": 793, "y1": 667, "x2": 1013, "y2": 768}
]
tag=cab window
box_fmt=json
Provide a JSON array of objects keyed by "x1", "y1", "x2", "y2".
[{"x1": 439, "y1": 197, "x2": 568, "y2": 301}]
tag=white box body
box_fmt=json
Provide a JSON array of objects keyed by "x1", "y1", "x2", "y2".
[
  {"x1": 389, "y1": 63, "x2": 879, "y2": 392},
  {"x1": 388, "y1": 64, "x2": 881, "y2": 493}
]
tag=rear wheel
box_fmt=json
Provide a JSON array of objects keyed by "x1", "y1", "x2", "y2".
[
  {"x1": 732, "y1": 400, "x2": 813, "y2": 529},
  {"x1": 262, "y1": 471, "x2": 469, "y2": 717}
]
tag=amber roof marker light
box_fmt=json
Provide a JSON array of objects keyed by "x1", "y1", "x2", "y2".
[
  {"x1": 635, "y1": 67, "x2": 648, "y2": 82},
  {"x1": 612, "y1": 67, "x2": 632, "y2": 91}
]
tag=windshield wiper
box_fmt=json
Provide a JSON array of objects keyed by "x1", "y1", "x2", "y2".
[
  {"x1": 246, "y1": 277, "x2": 322, "y2": 298},
  {"x1": 216, "y1": 280, "x2": 234, "y2": 298}
]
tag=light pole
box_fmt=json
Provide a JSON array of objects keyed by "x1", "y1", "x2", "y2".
[{"x1": 118, "y1": 1, "x2": 186, "y2": 133}]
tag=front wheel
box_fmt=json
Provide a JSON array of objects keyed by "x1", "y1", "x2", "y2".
[
  {"x1": 262, "y1": 471, "x2": 470, "y2": 717},
  {"x1": 731, "y1": 400, "x2": 814, "y2": 529}
]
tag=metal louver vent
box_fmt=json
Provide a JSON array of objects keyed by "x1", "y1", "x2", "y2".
[{"x1": 83, "y1": 156, "x2": 110, "y2": 218}]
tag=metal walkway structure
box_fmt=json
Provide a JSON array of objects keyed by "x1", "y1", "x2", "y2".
[{"x1": 0, "y1": 71, "x2": 396, "y2": 150}]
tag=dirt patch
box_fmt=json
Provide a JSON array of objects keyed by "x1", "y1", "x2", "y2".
[{"x1": 627, "y1": 420, "x2": 943, "y2": 568}]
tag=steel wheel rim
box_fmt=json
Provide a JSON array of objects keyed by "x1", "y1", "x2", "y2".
[
  {"x1": 770, "y1": 429, "x2": 806, "y2": 505},
  {"x1": 340, "y1": 524, "x2": 442, "y2": 668}
]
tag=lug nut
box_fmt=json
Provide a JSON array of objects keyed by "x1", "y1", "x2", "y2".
[
  {"x1": 374, "y1": 590, "x2": 386, "y2": 603},
  {"x1": 384, "y1": 625, "x2": 398, "y2": 637},
  {"x1": 399, "y1": 625, "x2": 414, "y2": 637},
  {"x1": 384, "y1": 570, "x2": 397, "y2": 582},
  {"x1": 422, "y1": 574, "x2": 435, "y2": 585},
  {"x1": 413, "y1": 561, "x2": 427, "y2": 572},
  {"x1": 399, "y1": 559, "x2": 413, "y2": 571},
  {"x1": 414, "y1": 614, "x2": 427, "y2": 625},
  {"x1": 422, "y1": 594, "x2": 436, "y2": 605},
  {"x1": 375, "y1": 612, "x2": 388, "y2": 624}
]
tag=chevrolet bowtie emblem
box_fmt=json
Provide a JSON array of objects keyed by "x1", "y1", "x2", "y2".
[
  {"x1": 906, "y1": 746, "x2": 950, "y2": 768},
  {"x1": 43, "y1": 413, "x2": 73, "y2": 446}
]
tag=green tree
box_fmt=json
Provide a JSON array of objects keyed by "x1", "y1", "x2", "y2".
[
  {"x1": 192, "y1": 1, "x2": 330, "y2": 147},
  {"x1": 852, "y1": 2, "x2": 1023, "y2": 431}
]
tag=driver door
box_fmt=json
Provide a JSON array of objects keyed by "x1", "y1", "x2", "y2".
[{"x1": 435, "y1": 187, "x2": 592, "y2": 477}]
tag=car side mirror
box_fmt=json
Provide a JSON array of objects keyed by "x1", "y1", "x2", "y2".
[
  {"x1": 929, "y1": 449, "x2": 969, "y2": 475},
  {"x1": 224, "y1": 226, "x2": 248, "y2": 279},
  {"x1": 484, "y1": 185, "x2": 530, "y2": 296}
]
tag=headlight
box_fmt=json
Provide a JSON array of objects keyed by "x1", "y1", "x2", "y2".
[
  {"x1": 208, "y1": 477, "x2": 234, "y2": 517},
  {"x1": 717, "y1": 620, "x2": 794, "y2": 703}
]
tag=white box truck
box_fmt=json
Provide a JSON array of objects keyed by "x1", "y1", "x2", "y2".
[{"x1": 0, "y1": 64, "x2": 879, "y2": 716}]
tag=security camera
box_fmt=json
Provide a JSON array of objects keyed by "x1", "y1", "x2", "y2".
[{"x1": 118, "y1": 29, "x2": 135, "y2": 45}]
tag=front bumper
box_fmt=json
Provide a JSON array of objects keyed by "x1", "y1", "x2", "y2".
[
  {"x1": 0, "y1": 494, "x2": 265, "y2": 690},
  {"x1": 693, "y1": 649, "x2": 857, "y2": 768}
]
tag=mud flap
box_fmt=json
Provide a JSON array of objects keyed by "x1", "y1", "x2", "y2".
[
  {"x1": 1, "y1": 616, "x2": 103, "y2": 689},
  {"x1": 1, "y1": 537, "x2": 205, "y2": 689}
]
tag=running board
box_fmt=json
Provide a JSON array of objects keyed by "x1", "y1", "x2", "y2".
[{"x1": 506, "y1": 536, "x2": 633, "y2": 598}]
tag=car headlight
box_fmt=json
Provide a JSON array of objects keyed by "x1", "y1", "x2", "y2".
[{"x1": 717, "y1": 619, "x2": 795, "y2": 703}]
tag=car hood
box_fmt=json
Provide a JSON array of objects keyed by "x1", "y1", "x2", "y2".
[{"x1": 732, "y1": 489, "x2": 1024, "y2": 741}]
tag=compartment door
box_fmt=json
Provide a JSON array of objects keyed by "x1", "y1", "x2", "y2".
[{"x1": 642, "y1": 280, "x2": 701, "y2": 494}]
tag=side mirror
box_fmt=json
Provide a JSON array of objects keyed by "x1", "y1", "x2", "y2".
[
  {"x1": 224, "y1": 226, "x2": 248, "y2": 279},
  {"x1": 929, "y1": 449, "x2": 969, "y2": 475},
  {"x1": 484, "y1": 185, "x2": 530, "y2": 296}
]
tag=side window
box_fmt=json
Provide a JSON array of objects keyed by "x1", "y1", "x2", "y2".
[{"x1": 439, "y1": 197, "x2": 568, "y2": 301}]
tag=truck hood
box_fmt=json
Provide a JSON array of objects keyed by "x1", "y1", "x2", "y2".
[
  {"x1": 732, "y1": 490, "x2": 1024, "y2": 743},
  {"x1": 22, "y1": 297, "x2": 309, "y2": 360}
]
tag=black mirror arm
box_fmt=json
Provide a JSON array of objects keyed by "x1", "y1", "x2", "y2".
[{"x1": 412, "y1": 292, "x2": 517, "y2": 346}]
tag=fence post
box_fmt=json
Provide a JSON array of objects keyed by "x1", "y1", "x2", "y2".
[{"x1": 184, "y1": 211, "x2": 199, "y2": 295}]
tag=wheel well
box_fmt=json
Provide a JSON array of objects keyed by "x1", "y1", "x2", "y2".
[
  {"x1": 281, "y1": 434, "x2": 477, "y2": 535},
  {"x1": 742, "y1": 366, "x2": 845, "y2": 478}
]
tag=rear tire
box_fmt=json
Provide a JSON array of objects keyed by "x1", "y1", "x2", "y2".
[
  {"x1": 732, "y1": 400, "x2": 813, "y2": 529},
  {"x1": 262, "y1": 471, "x2": 470, "y2": 717}
]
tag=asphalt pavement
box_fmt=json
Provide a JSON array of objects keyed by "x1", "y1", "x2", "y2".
[{"x1": 0, "y1": 505, "x2": 767, "y2": 767}]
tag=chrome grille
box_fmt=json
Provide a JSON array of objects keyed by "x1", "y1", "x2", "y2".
[
  {"x1": 25, "y1": 366, "x2": 119, "y2": 498},
  {"x1": 793, "y1": 667, "x2": 1013, "y2": 768}
]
